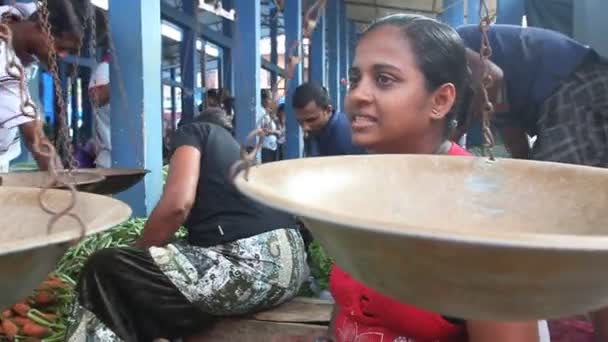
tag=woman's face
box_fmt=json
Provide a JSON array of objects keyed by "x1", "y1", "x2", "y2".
[{"x1": 345, "y1": 25, "x2": 449, "y2": 154}]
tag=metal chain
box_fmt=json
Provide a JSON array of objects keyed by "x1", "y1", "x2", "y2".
[
  {"x1": 84, "y1": 0, "x2": 103, "y2": 141},
  {"x1": 228, "y1": 128, "x2": 266, "y2": 182},
  {"x1": 36, "y1": 0, "x2": 85, "y2": 235},
  {"x1": 303, "y1": 0, "x2": 326, "y2": 39},
  {"x1": 286, "y1": 0, "x2": 327, "y2": 80},
  {"x1": 99, "y1": 10, "x2": 129, "y2": 119},
  {"x1": 0, "y1": 6, "x2": 85, "y2": 237},
  {"x1": 66, "y1": 0, "x2": 84, "y2": 98},
  {"x1": 37, "y1": 0, "x2": 79, "y2": 171},
  {"x1": 231, "y1": 0, "x2": 328, "y2": 181},
  {"x1": 478, "y1": 0, "x2": 496, "y2": 161}
]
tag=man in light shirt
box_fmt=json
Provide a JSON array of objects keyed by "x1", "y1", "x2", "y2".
[
  {"x1": 0, "y1": 2, "x2": 82, "y2": 171},
  {"x1": 88, "y1": 56, "x2": 111, "y2": 168}
]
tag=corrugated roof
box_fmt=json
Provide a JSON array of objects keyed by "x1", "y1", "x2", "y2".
[{"x1": 346, "y1": 0, "x2": 443, "y2": 26}]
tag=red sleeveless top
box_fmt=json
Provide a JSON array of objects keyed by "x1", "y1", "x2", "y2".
[{"x1": 331, "y1": 143, "x2": 471, "y2": 342}]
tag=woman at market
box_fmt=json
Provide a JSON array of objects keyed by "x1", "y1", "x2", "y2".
[
  {"x1": 329, "y1": 14, "x2": 543, "y2": 342},
  {"x1": 72, "y1": 108, "x2": 308, "y2": 342}
]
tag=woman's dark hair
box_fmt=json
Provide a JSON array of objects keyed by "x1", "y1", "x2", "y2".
[
  {"x1": 196, "y1": 108, "x2": 233, "y2": 131},
  {"x1": 363, "y1": 14, "x2": 470, "y2": 137}
]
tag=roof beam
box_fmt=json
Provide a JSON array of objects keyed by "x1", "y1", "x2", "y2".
[{"x1": 344, "y1": 1, "x2": 437, "y2": 15}]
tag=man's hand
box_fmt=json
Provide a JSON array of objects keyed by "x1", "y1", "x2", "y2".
[{"x1": 18, "y1": 120, "x2": 56, "y2": 171}]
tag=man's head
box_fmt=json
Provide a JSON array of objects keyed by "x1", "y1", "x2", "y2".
[
  {"x1": 292, "y1": 82, "x2": 333, "y2": 135},
  {"x1": 206, "y1": 89, "x2": 221, "y2": 108},
  {"x1": 5, "y1": 1, "x2": 84, "y2": 66},
  {"x1": 261, "y1": 89, "x2": 272, "y2": 110}
]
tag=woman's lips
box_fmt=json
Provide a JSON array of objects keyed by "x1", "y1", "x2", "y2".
[{"x1": 351, "y1": 114, "x2": 378, "y2": 130}]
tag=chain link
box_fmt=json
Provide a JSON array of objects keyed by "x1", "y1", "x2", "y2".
[
  {"x1": 0, "y1": 2, "x2": 85, "y2": 237},
  {"x1": 285, "y1": 0, "x2": 327, "y2": 81},
  {"x1": 229, "y1": 128, "x2": 267, "y2": 181},
  {"x1": 232, "y1": 0, "x2": 328, "y2": 181},
  {"x1": 37, "y1": 0, "x2": 80, "y2": 171},
  {"x1": 478, "y1": 0, "x2": 496, "y2": 161}
]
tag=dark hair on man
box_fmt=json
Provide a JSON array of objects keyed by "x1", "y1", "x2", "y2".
[
  {"x1": 292, "y1": 82, "x2": 331, "y2": 110},
  {"x1": 29, "y1": 0, "x2": 84, "y2": 39},
  {"x1": 206, "y1": 89, "x2": 220, "y2": 101},
  {"x1": 261, "y1": 89, "x2": 272, "y2": 103},
  {"x1": 222, "y1": 96, "x2": 234, "y2": 113},
  {"x1": 363, "y1": 14, "x2": 469, "y2": 137}
]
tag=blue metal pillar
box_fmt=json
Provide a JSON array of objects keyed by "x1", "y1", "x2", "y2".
[
  {"x1": 349, "y1": 21, "x2": 357, "y2": 66},
  {"x1": 496, "y1": 0, "x2": 525, "y2": 25},
  {"x1": 109, "y1": 0, "x2": 163, "y2": 217},
  {"x1": 233, "y1": 0, "x2": 261, "y2": 143},
  {"x1": 181, "y1": 0, "x2": 198, "y2": 123},
  {"x1": 42, "y1": 73, "x2": 54, "y2": 125},
  {"x1": 310, "y1": 10, "x2": 326, "y2": 85},
  {"x1": 222, "y1": 0, "x2": 234, "y2": 94},
  {"x1": 467, "y1": 0, "x2": 481, "y2": 25},
  {"x1": 339, "y1": 1, "x2": 348, "y2": 110},
  {"x1": 285, "y1": 0, "x2": 303, "y2": 159},
  {"x1": 439, "y1": 0, "x2": 465, "y2": 27},
  {"x1": 326, "y1": 0, "x2": 341, "y2": 111},
  {"x1": 270, "y1": 8, "x2": 279, "y2": 90}
]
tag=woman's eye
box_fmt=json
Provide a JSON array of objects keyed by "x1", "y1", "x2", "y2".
[
  {"x1": 347, "y1": 76, "x2": 360, "y2": 88},
  {"x1": 376, "y1": 74, "x2": 394, "y2": 86}
]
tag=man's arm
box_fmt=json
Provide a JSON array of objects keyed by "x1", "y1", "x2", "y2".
[
  {"x1": 18, "y1": 120, "x2": 59, "y2": 171},
  {"x1": 89, "y1": 85, "x2": 110, "y2": 108},
  {"x1": 500, "y1": 125, "x2": 530, "y2": 159}
]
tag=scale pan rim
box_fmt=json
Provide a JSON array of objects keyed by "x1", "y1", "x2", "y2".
[
  {"x1": 234, "y1": 154, "x2": 608, "y2": 252},
  {"x1": 0, "y1": 186, "x2": 132, "y2": 256}
]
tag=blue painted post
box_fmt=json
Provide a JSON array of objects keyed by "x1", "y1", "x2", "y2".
[
  {"x1": 326, "y1": 0, "x2": 341, "y2": 111},
  {"x1": 181, "y1": 0, "x2": 198, "y2": 123},
  {"x1": 339, "y1": 0, "x2": 348, "y2": 110},
  {"x1": 496, "y1": 0, "x2": 525, "y2": 25},
  {"x1": 310, "y1": 10, "x2": 326, "y2": 85},
  {"x1": 285, "y1": 0, "x2": 303, "y2": 159},
  {"x1": 109, "y1": 0, "x2": 163, "y2": 217},
  {"x1": 270, "y1": 8, "x2": 279, "y2": 90},
  {"x1": 42, "y1": 73, "x2": 54, "y2": 125},
  {"x1": 349, "y1": 21, "x2": 357, "y2": 66},
  {"x1": 439, "y1": 0, "x2": 465, "y2": 27},
  {"x1": 233, "y1": 0, "x2": 261, "y2": 143},
  {"x1": 222, "y1": 0, "x2": 234, "y2": 94},
  {"x1": 467, "y1": 0, "x2": 481, "y2": 25}
]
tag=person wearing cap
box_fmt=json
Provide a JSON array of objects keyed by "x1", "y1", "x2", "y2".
[
  {"x1": 0, "y1": 2, "x2": 82, "y2": 171},
  {"x1": 88, "y1": 55, "x2": 112, "y2": 168}
]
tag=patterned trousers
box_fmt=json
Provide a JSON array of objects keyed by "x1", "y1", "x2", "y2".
[{"x1": 71, "y1": 228, "x2": 307, "y2": 342}]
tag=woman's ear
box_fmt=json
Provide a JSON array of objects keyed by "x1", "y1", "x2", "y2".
[{"x1": 429, "y1": 83, "x2": 456, "y2": 121}]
